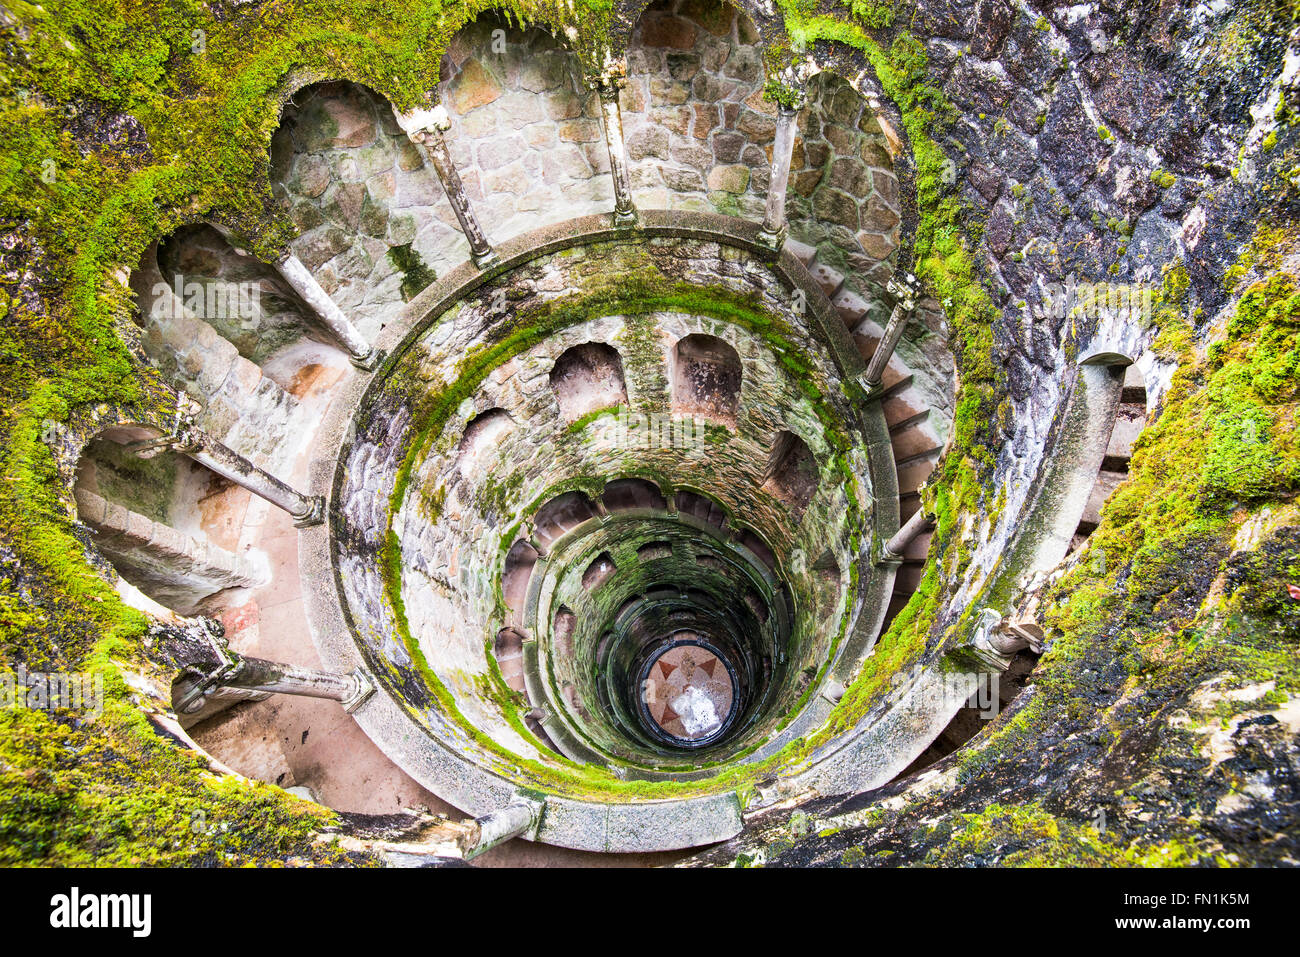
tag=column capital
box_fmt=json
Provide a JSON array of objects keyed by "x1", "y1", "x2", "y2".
[
  {"x1": 392, "y1": 103, "x2": 452, "y2": 142},
  {"x1": 170, "y1": 420, "x2": 206, "y2": 456},
  {"x1": 764, "y1": 62, "x2": 809, "y2": 113},
  {"x1": 588, "y1": 60, "x2": 628, "y2": 96},
  {"x1": 768, "y1": 89, "x2": 807, "y2": 114},
  {"x1": 341, "y1": 667, "x2": 377, "y2": 713},
  {"x1": 886, "y1": 272, "x2": 920, "y2": 311}
]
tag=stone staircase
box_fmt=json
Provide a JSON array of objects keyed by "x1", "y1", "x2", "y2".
[
  {"x1": 787, "y1": 239, "x2": 944, "y2": 628},
  {"x1": 1072, "y1": 365, "x2": 1147, "y2": 547}
]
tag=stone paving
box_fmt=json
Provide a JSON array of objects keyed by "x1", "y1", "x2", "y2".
[{"x1": 644, "y1": 642, "x2": 734, "y2": 741}]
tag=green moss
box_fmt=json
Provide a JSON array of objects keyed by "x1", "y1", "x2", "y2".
[
  {"x1": 0, "y1": 697, "x2": 347, "y2": 865},
  {"x1": 565, "y1": 403, "x2": 623, "y2": 436},
  {"x1": 387, "y1": 243, "x2": 437, "y2": 301},
  {"x1": 928, "y1": 802, "x2": 1225, "y2": 866},
  {"x1": 1037, "y1": 236, "x2": 1300, "y2": 715}
]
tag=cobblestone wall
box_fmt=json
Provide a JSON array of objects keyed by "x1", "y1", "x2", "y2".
[
  {"x1": 271, "y1": 81, "x2": 464, "y2": 339},
  {"x1": 438, "y1": 17, "x2": 616, "y2": 243},
  {"x1": 623, "y1": 0, "x2": 773, "y2": 219},
  {"x1": 788, "y1": 71, "x2": 901, "y2": 297}
]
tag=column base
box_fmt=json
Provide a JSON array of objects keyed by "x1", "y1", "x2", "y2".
[
  {"x1": 342, "y1": 668, "x2": 377, "y2": 714},
  {"x1": 613, "y1": 207, "x2": 638, "y2": 229},
  {"x1": 471, "y1": 248, "x2": 499, "y2": 270},
  {"x1": 874, "y1": 536, "x2": 905, "y2": 568},
  {"x1": 292, "y1": 496, "x2": 327, "y2": 528},
  {"x1": 349, "y1": 347, "x2": 384, "y2": 372},
  {"x1": 756, "y1": 225, "x2": 787, "y2": 254},
  {"x1": 855, "y1": 371, "x2": 886, "y2": 401}
]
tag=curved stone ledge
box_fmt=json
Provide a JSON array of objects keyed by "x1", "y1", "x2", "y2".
[{"x1": 298, "y1": 210, "x2": 908, "y2": 851}]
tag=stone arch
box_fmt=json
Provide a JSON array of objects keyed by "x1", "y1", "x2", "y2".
[
  {"x1": 534, "y1": 491, "x2": 598, "y2": 548},
  {"x1": 734, "y1": 528, "x2": 776, "y2": 572},
  {"x1": 270, "y1": 80, "x2": 451, "y2": 330},
  {"x1": 1072, "y1": 364, "x2": 1148, "y2": 545},
  {"x1": 155, "y1": 225, "x2": 331, "y2": 366},
  {"x1": 623, "y1": 0, "x2": 772, "y2": 216},
  {"x1": 638, "y1": 540, "x2": 674, "y2": 561},
  {"x1": 436, "y1": 11, "x2": 613, "y2": 241},
  {"x1": 458, "y1": 407, "x2": 514, "y2": 474},
  {"x1": 549, "y1": 342, "x2": 629, "y2": 423},
  {"x1": 761, "y1": 430, "x2": 819, "y2": 519},
  {"x1": 582, "y1": 552, "x2": 618, "y2": 591},
  {"x1": 493, "y1": 627, "x2": 528, "y2": 692},
  {"x1": 553, "y1": 605, "x2": 578, "y2": 657},
  {"x1": 787, "y1": 70, "x2": 900, "y2": 298},
  {"x1": 129, "y1": 242, "x2": 311, "y2": 466},
  {"x1": 671, "y1": 333, "x2": 742, "y2": 423},
  {"x1": 72, "y1": 428, "x2": 269, "y2": 616},
  {"x1": 602, "y1": 477, "x2": 668, "y2": 512},
  {"x1": 674, "y1": 488, "x2": 728, "y2": 528},
  {"x1": 502, "y1": 538, "x2": 539, "y2": 627}
]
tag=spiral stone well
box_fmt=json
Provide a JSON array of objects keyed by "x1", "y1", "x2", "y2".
[
  {"x1": 307, "y1": 212, "x2": 916, "y2": 850},
  {"x1": 16, "y1": 0, "x2": 1294, "y2": 870}
]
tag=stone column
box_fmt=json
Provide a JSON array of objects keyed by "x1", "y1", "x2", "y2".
[
  {"x1": 178, "y1": 656, "x2": 374, "y2": 714},
  {"x1": 171, "y1": 425, "x2": 324, "y2": 527},
  {"x1": 758, "y1": 103, "x2": 802, "y2": 249},
  {"x1": 593, "y1": 72, "x2": 637, "y2": 228},
  {"x1": 461, "y1": 796, "x2": 545, "y2": 859},
  {"x1": 860, "y1": 274, "x2": 919, "y2": 393},
  {"x1": 393, "y1": 105, "x2": 497, "y2": 268},
  {"x1": 274, "y1": 253, "x2": 381, "y2": 370},
  {"x1": 880, "y1": 507, "x2": 932, "y2": 564},
  {"x1": 215, "y1": 656, "x2": 375, "y2": 712}
]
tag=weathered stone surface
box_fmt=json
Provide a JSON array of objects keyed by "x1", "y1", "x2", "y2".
[
  {"x1": 969, "y1": 0, "x2": 1013, "y2": 59},
  {"x1": 641, "y1": 15, "x2": 698, "y2": 50},
  {"x1": 855, "y1": 231, "x2": 894, "y2": 261},
  {"x1": 290, "y1": 155, "x2": 331, "y2": 197},
  {"x1": 448, "y1": 59, "x2": 502, "y2": 114},
  {"x1": 812, "y1": 189, "x2": 859, "y2": 230},
  {"x1": 678, "y1": 0, "x2": 732, "y2": 36},
  {"x1": 707, "y1": 164, "x2": 750, "y2": 193}
]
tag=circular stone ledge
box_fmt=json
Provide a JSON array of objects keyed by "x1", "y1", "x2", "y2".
[{"x1": 297, "y1": 211, "x2": 914, "y2": 851}]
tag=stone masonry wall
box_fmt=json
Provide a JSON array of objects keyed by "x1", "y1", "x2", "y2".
[
  {"x1": 787, "y1": 71, "x2": 902, "y2": 298},
  {"x1": 438, "y1": 17, "x2": 616, "y2": 244},
  {"x1": 337, "y1": 236, "x2": 866, "y2": 764},
  {"x1": 271, "y1": 81, "x2": 464, "y2": 340},
  {"x1": 623, "y1": 0, "x2": 773, "y2": 219}
]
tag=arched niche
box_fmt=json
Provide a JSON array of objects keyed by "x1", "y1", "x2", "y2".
[
  {"x1": 602, "y1": 477, "x2": 668, "y2": 512},
  {"x1": 72, "y1": 430, "x2": 268, "y2": 616},
  {"x1": 458, "y1": 407, "x2": 514, "y2": 476},
  {"x1": 549, "y1": 342, "x2": 629, "y2": 424},
  {"x1": 437, "y1": 12, "x2": 614, "y2": 239},
  {"x1": 582, "y1": 552, "x2": 618, "y2": 592},
  {"x1": 534, "y1": 491, "x2": 598, "y2": 548},
  {"x1": 786, "y1": 70, "x2": 900, "y2": 294},
  {"x1": 270, "y1": 80, "x2": 449, "y2": 325},
  {"x1": 761, "y1": 430, "x2": 819, "y2": 519},
  {"x1": 671, "y1": 333, "x2": 742, "y2": 424},
  {"x1": 623, "y1": 0, "x2": 771, "y2": 217},
  {"x1": 502, "y1": 538, "x2": 540, "y2": 626}
]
